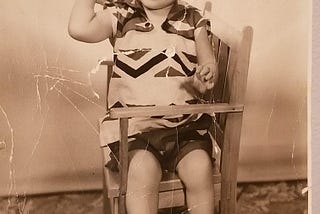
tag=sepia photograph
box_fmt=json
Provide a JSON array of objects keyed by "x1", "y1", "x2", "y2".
[{"x1": 0, "y1": 0, "x2": 312, "y2": 213}]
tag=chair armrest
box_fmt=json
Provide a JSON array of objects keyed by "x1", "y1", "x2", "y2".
[
  {"x1": 100, "y1": 60, "x2": 114, "y2": 66},
  {"x1": 109, "y1": 103, "x2": 243, "y2": 119}
]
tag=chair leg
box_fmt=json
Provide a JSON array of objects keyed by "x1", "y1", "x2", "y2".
[
  {"x1": 220, "y1": 182, "x2": 237, "y2": 214},
  {"x1": 229, "y1": 182, "x2": 237, "y2": 213},
  {"x1": 221, "y1": 199, "x2": 236, "y2": 214},
  {"x1": 103, "y1": 194, "x2": 112, "y2": 214},
  {"x1": 216, "y1": 201, "x2": 221, "y2": 214},
  {"x1": 114, "y1": 198, "x2": 119, "y2": 214},
  {"x1": 102, "y1": 167, "x2": 112, "y2": 214},
  {"x1": 103, "y1": 197, "x2": 113, "y2": 214},
  {"x1": 119, "y1": 118, "x2": 129, "y2": 214},
  {"x1": 103, "y1": 193, "x2": 113, "y2": 214}
]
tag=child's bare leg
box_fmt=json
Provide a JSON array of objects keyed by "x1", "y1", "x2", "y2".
[
  {"x1": 176, "y1": 149, "x2": 214, "y2": 214},
  {"x1": 126, "y1": 150, "x2": 162, "y2": 214}
]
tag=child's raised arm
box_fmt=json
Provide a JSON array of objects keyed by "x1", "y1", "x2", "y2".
[
  {"x1": 68, "y1": 0, "x2": 113, "y2": 43},
  {"x1": 194, "y1": 27, "x2": 218, "y2": 93}
]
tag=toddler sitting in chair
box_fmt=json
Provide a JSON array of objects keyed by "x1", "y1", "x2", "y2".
[{"x1": 69, "y1": 0, "x2": 217, "y2": 213}]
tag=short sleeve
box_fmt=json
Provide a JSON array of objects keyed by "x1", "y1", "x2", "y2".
[
  {"x1": 106, "y1": 7, "x2": 119, "y2": 37},
  {"x1": 103, "y1": 1, "x2": 137, "y2": 39},
  {"x1": 103, "y1": 2, "x2": 121, "y2": 38},
  {"x1": 193, "y1": 12, "x2": 212, "y2": 39}
]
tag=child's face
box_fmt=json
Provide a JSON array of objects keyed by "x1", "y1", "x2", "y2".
[{"x1": 139, "y1": 0, "x2": 176, "y2": 10}]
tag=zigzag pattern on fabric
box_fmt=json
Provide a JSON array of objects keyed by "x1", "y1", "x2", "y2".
[{"x1": 114, "y1": 50, "x2": 196, "y2": 78}]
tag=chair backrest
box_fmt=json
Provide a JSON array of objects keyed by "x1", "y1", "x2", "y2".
[{"x1": 205, "y1": 8, "x2": 253, "y2": 214}]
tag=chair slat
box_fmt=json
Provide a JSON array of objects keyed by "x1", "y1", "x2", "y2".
[
  {"x1": 158, "y1": 184, "x2": 221, "y2": 209},
  {"x1": 214, "y1": 42, "x2": 230, "y2": 103},
  {"x1": 214, "y1": 42, "x2": 232, "y2": 134},
  {"x1": 158, "y1": 189, "x2": 185, "y2": 209},
  {"x1": 212, "y1": 35, "x2": 221, "y2": 60}
]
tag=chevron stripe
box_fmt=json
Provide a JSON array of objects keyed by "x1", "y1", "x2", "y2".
[
  {"x1": 172, "y1": 54, "x2": 196, "y2": 76},
  {"x1": 112, "y1": 58, "x2": 185, "y2": 79},
  {"x1": 182, "y1": 52, "x2": 198, "y2": 63},
  {"x1": 115, "y1": 50, "x2": 165, "y2": 69},
  {"x1": 177, "y1": 51, "x2": 197, "y2": 70},
  {"x1": 114, "y1": 53, "x2": 168, "y2": 78},
  {"x1": 114, "y1": 51, "x2": 196, "y2": 78}
]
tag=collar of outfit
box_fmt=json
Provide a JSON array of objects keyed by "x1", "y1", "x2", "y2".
[{"x1": 103, "y1": 0, "x2": 208, "y2": 40}]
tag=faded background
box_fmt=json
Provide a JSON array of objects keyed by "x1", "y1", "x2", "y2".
[
  {"x1": 0, "y1": 0, "x2": 310, "y2": 196},
  {"x1": 312, "y1": 0, "x2": 320, "y2": 212}
]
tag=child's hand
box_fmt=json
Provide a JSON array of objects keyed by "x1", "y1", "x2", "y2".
[{"x1": 193, "y1": 62, "x2": 217, "y2": 93}]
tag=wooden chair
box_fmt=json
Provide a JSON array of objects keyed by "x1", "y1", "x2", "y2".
[{"x1": 100, "y1": 9, "x2": 253, "y2": 214}]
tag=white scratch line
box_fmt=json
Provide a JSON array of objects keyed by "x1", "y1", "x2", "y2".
[
  {"x1": 184, "y1": 201, "x2": 211, "y2": 213},
  {"x1": 23, "y1": 107, "x2": 50, "y2": 170},
  {"x1": 47, "y1": 66, "x2": 86, "y2": 73},
  {"x1": 302, "y1": 186, "x2": 309, "y2": 195},
  {"x1": 35, "y1": 75, "x2": 42, "y2": 114},
  {"x1": 0, "y1": 104, "x2": 17, "y2": 209},
  {"x1": 53, "y1": 86, "x2": 99, "y2": 135},
  {"x1": 52, "y1": 83, "x2": 119, "y2": 165},
  {"x1": 34, "y1": 74, "x2": 89, "y2": 88},
  {"x1": 265, "y1": 91, "x2": 277, "y2": 140},
  {"x1": 59, "y1": 82, "x2": 105, "y2": 111},
  {"x1": 291, "y1": 94, "x2": 305, "y2": 179}
]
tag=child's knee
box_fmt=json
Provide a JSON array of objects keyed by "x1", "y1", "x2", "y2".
[
  {"x1": 128, "y1": 150, "x2": 162, "y2": 184},
  {"x1": 177, "y1": 150, "x2": 213, "y2": 187}
]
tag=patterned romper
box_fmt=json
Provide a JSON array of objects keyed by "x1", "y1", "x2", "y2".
[{"x1": 99, "y1": 0, "x2": 214, "y2": 171}]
